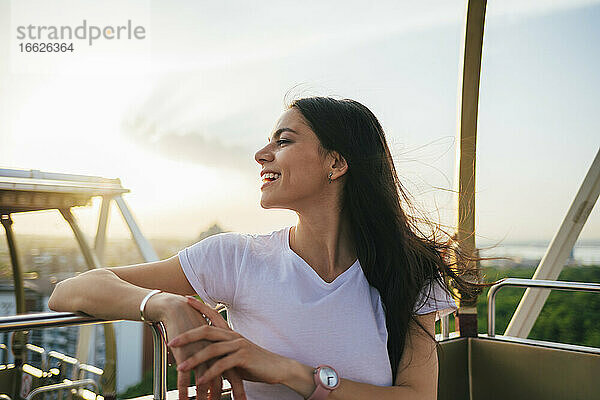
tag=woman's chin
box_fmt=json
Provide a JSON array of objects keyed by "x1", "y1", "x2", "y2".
[
  {"x1": 259, "y1": 197, "x2": 274, "y2": 209},
  {"x1": 259, "y1": 196, "x2": 285, "y2": 210}
]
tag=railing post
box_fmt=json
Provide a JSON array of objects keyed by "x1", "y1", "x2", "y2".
[
  {"x1": 441, "y1": 314, "x2": 450, "y2": 339},
  {"x1": 150, "y1": 322, "x2": 167, "y2": 400}
]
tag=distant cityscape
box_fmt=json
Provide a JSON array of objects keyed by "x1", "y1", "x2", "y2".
[{"x1": 478, "y1": 239, "x2": 600, "y2": 268}]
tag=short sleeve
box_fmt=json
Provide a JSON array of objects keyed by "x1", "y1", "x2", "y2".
[
  {"x1": 178, "y1": 232, "x2": 248, "y2": 308},
  {"x1": 413, "y1": 273, "x2": 458, "y2": 320}
]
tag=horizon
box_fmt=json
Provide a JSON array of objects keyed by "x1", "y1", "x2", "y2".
[{"x1": 6, "y1": 220, "x2": 600, "y2": 246}]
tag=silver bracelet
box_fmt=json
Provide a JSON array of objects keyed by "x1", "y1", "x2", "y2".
[{"x1": 140, "y1": 289, "x2": 163, "y2": 324}]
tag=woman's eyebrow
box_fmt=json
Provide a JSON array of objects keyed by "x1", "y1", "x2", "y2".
[{"x1": 268, "y1": 127, "x2": 298, "y2": 142}]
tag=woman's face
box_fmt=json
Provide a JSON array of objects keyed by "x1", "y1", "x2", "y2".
[{"x1": 254, "y1": 108, "x2": 331, "y2": 211}]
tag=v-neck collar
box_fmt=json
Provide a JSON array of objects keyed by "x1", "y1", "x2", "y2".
[{"x1": 284, "y1": 226, "x2": 360, "y2": 288}]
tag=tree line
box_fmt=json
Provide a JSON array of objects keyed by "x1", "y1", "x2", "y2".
[{"x1": 436, "y1": 265, "x2": 600, "y2": 348}]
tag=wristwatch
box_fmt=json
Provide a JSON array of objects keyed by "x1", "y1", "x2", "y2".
[{"x1": 307, "y1": 365, "x2": 339, "y2": 400}]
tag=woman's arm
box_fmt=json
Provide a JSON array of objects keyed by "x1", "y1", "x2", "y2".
[
  {"x1": 173, "y1": 299, "x2": 439, "y2": 400},
  {"x1": 47, "y1": 255, "x2": 193, "y2": 321},
  {"x1": 47, "y1": 257, "x2": 248, "y2": 400},
  {"x1": 281, "y1": 312, "x2": 438, "y2": 399}
]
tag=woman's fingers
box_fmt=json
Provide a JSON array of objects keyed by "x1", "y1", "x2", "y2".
[
  {"x1": 194, "y1": 367, "x2": 210, "y2": 400},
  {"x1": 169, "y1": 325, "x2": 238, "y2": 347},
  {"x1": 197, "y1": 353, "x2": 241, "y2": 385},
  {"x1": 185, "y1": 296, "x2": 230, "y2": 329},
  {"x1": 223, "y1": 369, "x2": 247, "y2": 400},
  {"x1": 207, "y1": 376, "x2": 222, "y2": 400},
  {"x1": 177, "y1": 369, "x2": 191, "y2": 400},
  {"x1": 168, "y1": 299, "x2": 248, "y2": 400},
  {"x1": 177, "y1": 339, "x2": 243, "y2": 372},
  {"x1": 178, "y1": 365, "x2": 209, "y2": 400}
]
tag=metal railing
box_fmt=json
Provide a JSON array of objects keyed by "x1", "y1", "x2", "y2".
[
  {"x1": 24, "y1": 344, "x2": 47, "y2": 372},
  {"x1": 25, "y1": 378, "x2": 98, "y2": 400},
  {"x1": 0, "y1": 312, "x2": 167, "y2": 400},
  {"x1": 487, "y1": 278, "x2": 600, "y2": 337},
  {"x1": 440, "y1": 314, "x2": 451, "y2": 340}
]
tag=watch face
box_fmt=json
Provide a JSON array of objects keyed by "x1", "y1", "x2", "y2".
[{"x1": 318, "y1": 366, "x2": 339, "y2": 388}]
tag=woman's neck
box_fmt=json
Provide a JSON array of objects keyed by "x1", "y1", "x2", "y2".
[{"x1": 290, "y1": 216, "x2": 357, "y2": 283}]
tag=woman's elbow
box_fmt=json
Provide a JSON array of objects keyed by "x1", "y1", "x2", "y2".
[
  {"x1": 47, "y1": 281, "x2": 60, "y2": 311},
  {"x1": 48, "y1": 280, "x2": 67, "y2": 311},
  {"x1": 393, "y1": 383, "x2": 436, "y2": 400},
  {"x1": 48, "y1": 277, "x2": 81, "y2": 312}
]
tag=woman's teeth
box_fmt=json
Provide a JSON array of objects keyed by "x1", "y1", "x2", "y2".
[{"x1": 262, "y1": 172, "x2": 281, "y2": 183}]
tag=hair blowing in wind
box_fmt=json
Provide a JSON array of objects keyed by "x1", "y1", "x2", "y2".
[{"x1": 288, "y1": 96, "x2": 499, "y2": 381}]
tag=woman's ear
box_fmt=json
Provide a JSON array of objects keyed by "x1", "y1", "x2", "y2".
[{"x1": 329, "y1": 151, "x2": 349, "y2": 179}]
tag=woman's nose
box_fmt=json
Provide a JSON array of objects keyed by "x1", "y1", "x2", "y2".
[{"x1": 255, "y1": 144, "x2": 274, "y2": 165}]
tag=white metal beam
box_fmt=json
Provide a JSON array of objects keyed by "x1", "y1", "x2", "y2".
[
  {"x1": 114, "y1": 195, "x2": 159, "y2": 262},
  {"x1": 505, "y1": 148, "x2": 600, "y2": 338},
  {"x1": 60, "y1": 208, "x2": 102, "y2": 271}
]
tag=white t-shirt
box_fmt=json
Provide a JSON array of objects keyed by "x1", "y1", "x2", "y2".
[{"x1": 178, "y1": 226, "x2": 457, "y2": 400}]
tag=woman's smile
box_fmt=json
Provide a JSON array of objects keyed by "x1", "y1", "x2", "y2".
[{"x1": 260, "y1": 174, "x2": 281, "y2": 189}]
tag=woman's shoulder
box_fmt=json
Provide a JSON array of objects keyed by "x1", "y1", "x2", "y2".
[
  {"x1": 243, "y1": 226, "x2": 288, "y2": 252},
  {"x1": 191, "y1": 231, "x2": 248, "y2": 248},
  {"x1": 197, "y1": 226, "x2": 287, "y2": 252},
  {"x1": 244, "y1": 226, "x2": 287, "y2": 240}
]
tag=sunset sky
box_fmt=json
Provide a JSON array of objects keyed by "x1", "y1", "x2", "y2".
[{"x1": 1, "y1": 0, "x2": 598, "y2": 245}]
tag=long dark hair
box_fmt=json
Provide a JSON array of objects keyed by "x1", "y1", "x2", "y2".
[{"x1": 289, "y1": 96, "x2": 499, "y2": 382}]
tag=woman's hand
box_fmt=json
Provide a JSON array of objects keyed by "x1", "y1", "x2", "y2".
[
  {"x1": 154, "y1": 294, "x2": 246, "y2": 400},
  {"x1": 169, "y1": 296, "x2": 293, "y2": 387}
]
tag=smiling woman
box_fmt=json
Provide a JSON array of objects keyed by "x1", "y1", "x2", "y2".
[{"x1": 49, "y1": 96, "x2": 492, "y2": 400}]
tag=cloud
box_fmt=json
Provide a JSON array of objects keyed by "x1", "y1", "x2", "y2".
[
  {"x1": 121, "y1": 105, "x2": 260, "y2": 172},
  {"x1": 119, "y1": 68, "x2": 283, "y2": 173}
]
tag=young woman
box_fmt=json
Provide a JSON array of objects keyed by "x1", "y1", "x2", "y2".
[{"x1": 49, "y1": 97, "x2": 484, "y2": 400}]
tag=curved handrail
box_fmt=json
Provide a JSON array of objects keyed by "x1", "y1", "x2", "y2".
[
  {"x1": 0, "y1": 312, "x2": 109, "y2": 333},
  {"x1": 25, "y1": 378, "x2": 98, "y2": 400},
  {"x1": 487, "y1": 278, "x2": 600, "y2": 337},
  {"x1": 25, "y1": 343, "x2": 47, "y2": 372},
  {"x1": 0, "y1": 312, "x2": 167, "y2": 400}
]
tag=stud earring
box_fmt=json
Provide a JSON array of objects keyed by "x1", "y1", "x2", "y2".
[{"x1": 328, "y1": 172, "x2": 333, "y2": 184}]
